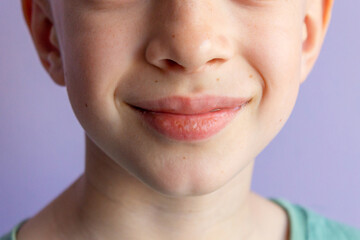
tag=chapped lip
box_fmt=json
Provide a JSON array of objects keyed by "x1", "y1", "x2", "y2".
[{"x1": 129, "y1": 95, "x2": 252, "y2": 115}]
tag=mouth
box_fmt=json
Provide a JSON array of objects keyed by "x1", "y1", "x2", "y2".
[
  {"x1": 130, "y1": 95, "x2": 251, "y2": 115},
  {"x1": 129, "y1": 95, "x2": 251, "y2": 141}
]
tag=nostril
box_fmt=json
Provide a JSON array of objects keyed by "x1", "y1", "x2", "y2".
[
  {"x1": 208, "y1": 58, "x2": 225, "y2": 65},
  {"x1": 163, "y1": 59, "x2": 185, "y2": 71},
  {"x1": 161, "y1": 58, "x2": 225, "y2": 73},
  {"x1": 166, "y1": 59, "x2": 178, "y2": 67}
]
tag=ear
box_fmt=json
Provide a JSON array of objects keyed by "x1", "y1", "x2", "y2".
[
  {"x1": 21, "y1": 0, "x2": 65, "y2": 86},
  {"x1": 300, "y1": 0, "x2": 334, "y2": 84}
]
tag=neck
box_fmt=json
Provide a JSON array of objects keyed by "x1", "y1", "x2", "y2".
[{"x1": 52, "y1": 138, "x2": 261, "y2": 240}]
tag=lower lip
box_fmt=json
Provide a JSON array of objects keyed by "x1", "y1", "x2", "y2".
[{"x1": 133, "y1": 105, "x2": 247, "y2": 141}]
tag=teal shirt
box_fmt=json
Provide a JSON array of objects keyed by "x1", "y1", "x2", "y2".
[{"x1": 1, "y1": 198, "x2": 360, "y2": 240}]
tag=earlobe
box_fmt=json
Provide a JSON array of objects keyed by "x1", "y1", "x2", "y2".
[
  {"x1": 47, "y1": 27, "x2": 65, "y2": 86},
  {"x1": 302, "y1": 15, "x2": 316, "y2": 54},
  {"x1": 47, "y1": 51, "x2": 65, "y2": 86},
  {"x1": 300, "y1": 0, "x2": 334, "y2": 84},
  {"x1": 21, "y1": 0, "x2": 65, "y2": 86}
]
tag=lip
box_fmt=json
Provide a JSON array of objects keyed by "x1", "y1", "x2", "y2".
[
  {"x1": 129, "y1": 95, "x2": 251, "y2": 141},
  {"x1": 130, "y1": 95, "x2": 251, "y2": 115}
]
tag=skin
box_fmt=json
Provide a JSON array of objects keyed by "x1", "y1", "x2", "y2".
[{"x1": 19, "y1": 0, "x2": 333, "y2": 239}]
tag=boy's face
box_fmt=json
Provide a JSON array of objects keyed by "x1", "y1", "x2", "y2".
[{"x1": 28, "y1": 0, "x2": 331, "y2": 195}]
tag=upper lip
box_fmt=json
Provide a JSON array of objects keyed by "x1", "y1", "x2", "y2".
[{"x1": 129, "y1": 95, "x2": 251, "y2": 115}]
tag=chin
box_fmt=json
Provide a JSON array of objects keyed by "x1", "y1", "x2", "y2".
[{"x1": 132, "y1": 158, "x2": 243, "y2": 198}]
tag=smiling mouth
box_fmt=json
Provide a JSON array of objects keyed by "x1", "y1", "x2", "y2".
[
  {"x1": 129, "y1": 95, "x2": 251, "y2": 141},
  {"x1": 131, "y1": 105, "x2": 241, "y2": 115}
]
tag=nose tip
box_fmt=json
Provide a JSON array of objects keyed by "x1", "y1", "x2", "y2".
[
  {"x1": 144, "y1": 0, "x2": 235, "y2": 75},
  {"x1": 145, "y1": 33, "x2": 234, "y2": 74}
]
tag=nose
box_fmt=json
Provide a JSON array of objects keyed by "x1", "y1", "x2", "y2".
[{"x1": 145, "y1": 0, "x2": 235, "y2": 74}]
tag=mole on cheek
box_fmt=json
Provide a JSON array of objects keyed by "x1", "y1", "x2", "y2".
[
  {"x1": 85, "y1": 103, "x2": 88, "y2": 108},
  {"x1": 172, "y1": 34, "x2": 176, "y2": 38}
]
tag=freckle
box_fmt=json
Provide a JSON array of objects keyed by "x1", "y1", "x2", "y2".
[
  {"x1": 182, "y1": 156, "x2": 186, "y2": 160},
  {"x1": 154, "y1": 80, "x2": 159, "y2": 83},
  {"x1": 249, "y1": 75, "x2": 253, "y2": 78},
  {"x1": 172, "y1": 34, "x2": 176, "y2": 38},
  {"x1": 279, "y1": 119, "x2": 283, "y2": 122},
  {"x1": 216, "y1": 78, "x2": 220, "y2": 82},
  {"x1": 85, "y1": 103, "x2": 88, "y2": 108}
]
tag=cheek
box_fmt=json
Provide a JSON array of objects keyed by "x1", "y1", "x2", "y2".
[
  {"x1": 60, "y1": 9, "x2": 148, "y2": 134},
  {"x1": 243, "y1": 19, "x2": 303, "y2": 150}
]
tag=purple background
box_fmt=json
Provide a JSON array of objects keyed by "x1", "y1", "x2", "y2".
[{"x1": 1, "y1": 0, "x2": 360, "y2": 234}]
